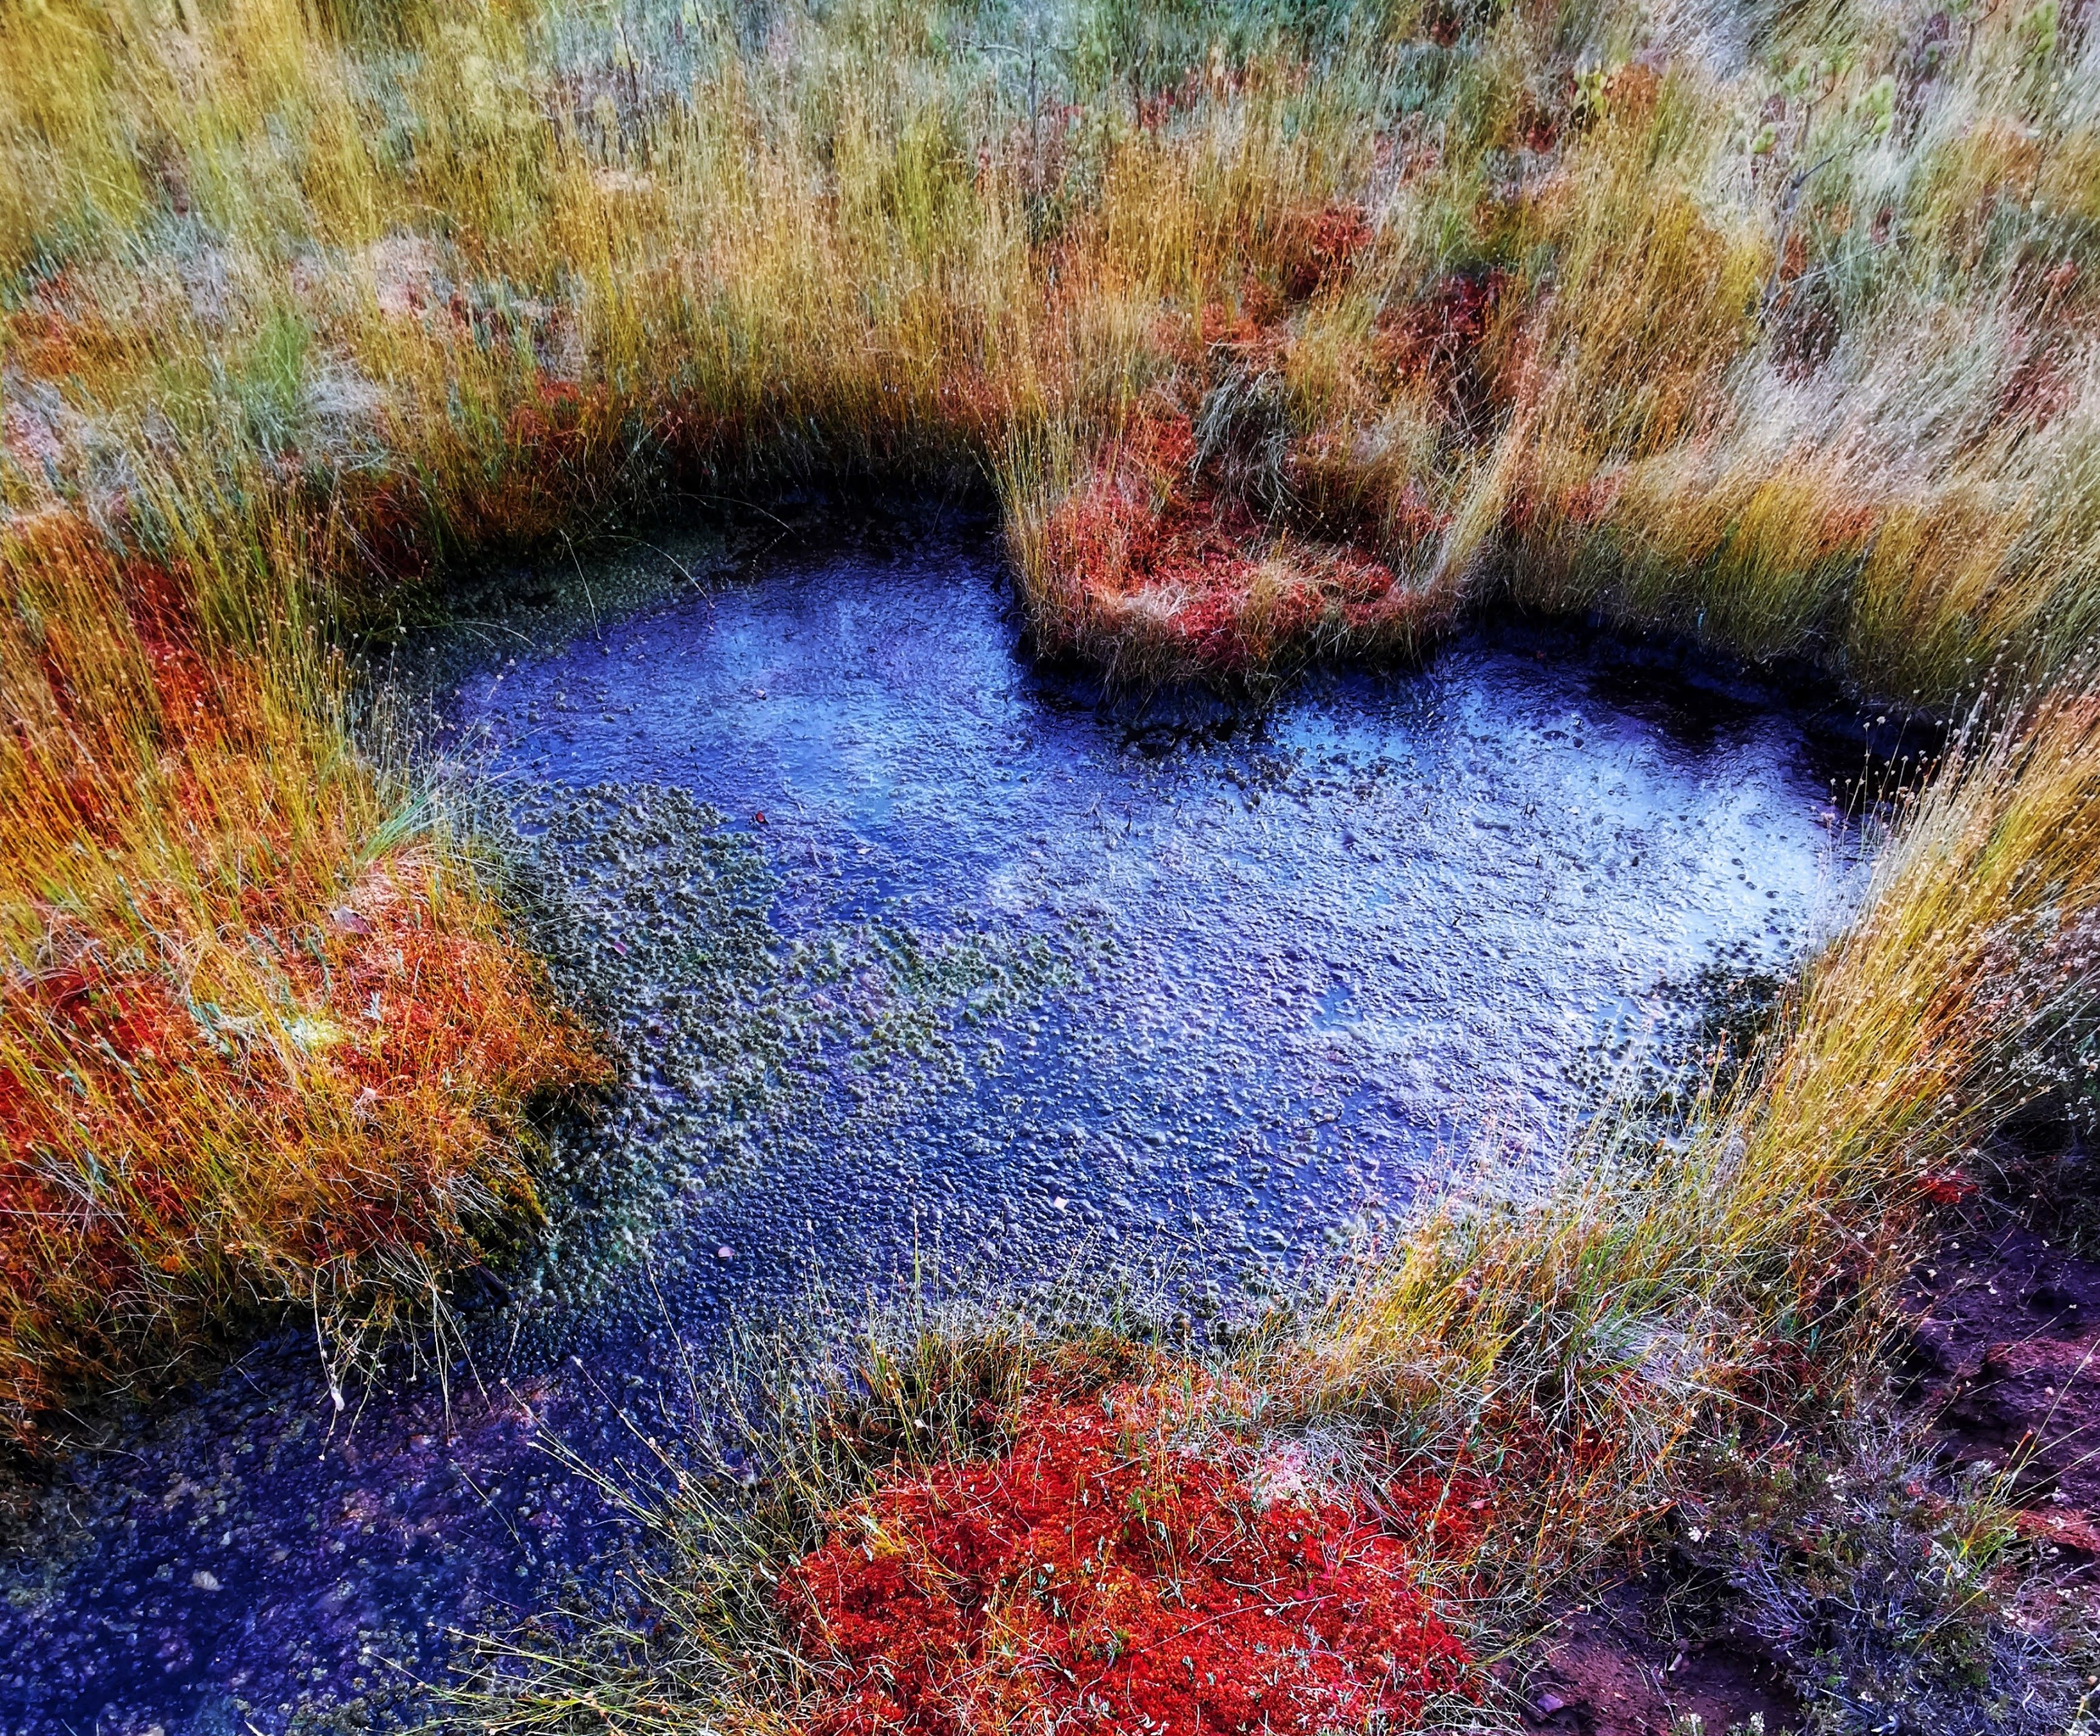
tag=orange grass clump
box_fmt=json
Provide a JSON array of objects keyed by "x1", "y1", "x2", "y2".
[{"x1": 0, "y1": 514, "x2": 604, "y2": 1440}]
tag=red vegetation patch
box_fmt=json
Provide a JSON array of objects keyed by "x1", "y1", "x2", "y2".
[
  {"x1": 1422, "y1": 1, "x2": 1469, "y2": 47},
  {"x1": 1374, "y1": 270, "x2": 1509, "y2": 417},
  {"x1": 1918, "y1": 1170, "x2": 1978, "y2": 1205},
  {"x1": 1516, "y1": 92, "x2": 1561, "y2": 154},
  {"x1": 781, "y1": 1376, "x2": 1477, "y2": 1735},
  {"x1": 1138, "y1": 64, "x2": 1231, "y2": 132},
  {"x1": 0, "y1": 863, "x2": 604, "y2": 1433},
  {"x1": 1040, "y1": 410, "x2": 1447, "y2": 677},
  {"x1": 1276, "y1": 204, "x2": 1372, "y2": 301}
]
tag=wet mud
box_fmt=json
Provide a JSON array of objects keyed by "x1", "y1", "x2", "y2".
[{"x1": 1, "y1": 503, "x2": 1865, "y2": 1735}]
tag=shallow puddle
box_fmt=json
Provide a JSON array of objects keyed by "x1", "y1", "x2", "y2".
[{"x1": 1, "y1": 505, "x2": 1866, "y2": 1735}]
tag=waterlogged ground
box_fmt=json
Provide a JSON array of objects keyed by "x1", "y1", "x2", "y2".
[{"x1": 0, "y1": 503, "x2": 1872, "y2": 1735}]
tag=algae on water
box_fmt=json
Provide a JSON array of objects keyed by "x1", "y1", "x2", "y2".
[{"x1": 508, "y1": 782, "x2": 1095, "y2": 1306}]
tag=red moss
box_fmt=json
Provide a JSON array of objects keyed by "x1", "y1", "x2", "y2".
[
  {"x1": 1138, "y1": 65, "x2": 1221, "y2": 132},
  {"x1": 1999, "y1": 333, "x2": 2084, "y2": 428},
  {"x1": 780, "y1": 1375, "x2": 1477, "y2": 1735},
  {"x1": 1039, "y1": 409, "x2": 1445, "y2": 676},
  {"x1": 1373, "y1": 270, "x2": 1508, "y2": 412},
  {"x1": 1422, "y1": 1, "x2": 1468, "y2": 47},
  {"x1": 1276, "y1": 204, "x2": 1371, "y2": 301},
  {"x1": 0, "y1": 866, "x2": 603, "y2": 1430},
  {"x1": 1516, "y1": 93, "x2": 1561, "y2": 154}
]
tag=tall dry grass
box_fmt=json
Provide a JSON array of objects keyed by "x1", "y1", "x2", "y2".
[
  {"x1": 3, "y1": 0, "x2": 2093, "y2": 678},
  {"x1": 0, "y1": 505, "x2": 602, "y2": 1436}
]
